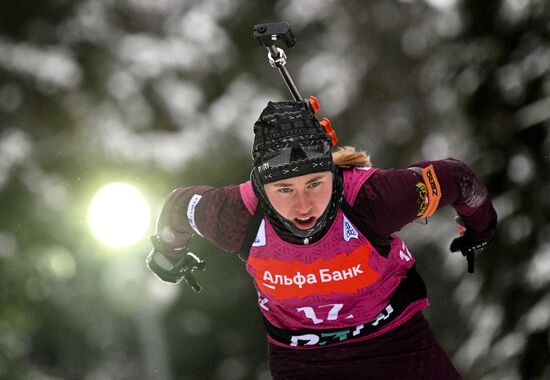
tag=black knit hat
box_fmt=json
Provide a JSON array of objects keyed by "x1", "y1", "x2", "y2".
[
  {"x1": 250, "y1": 100, "x2": 341, "y2": 240},
  {"x1": 252, "y1": 101, "x2": 333, "y2": 184}
]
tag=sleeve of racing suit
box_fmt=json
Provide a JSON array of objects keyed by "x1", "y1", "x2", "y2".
[
  {"x1": 154, "y1": 184, "x2": 252, "y2": 254},
  {"x1": 353, "y1": 158, "x2": 497, "y2": 241}
]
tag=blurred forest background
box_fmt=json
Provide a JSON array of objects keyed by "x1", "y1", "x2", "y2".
[{"x1": 1, "y1": 0, "x2": 549, "y2": 379}]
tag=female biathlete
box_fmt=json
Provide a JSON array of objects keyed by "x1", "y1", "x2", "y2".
[{"x1": 148, "y1": 100, "x2": 497, "y2": 380}]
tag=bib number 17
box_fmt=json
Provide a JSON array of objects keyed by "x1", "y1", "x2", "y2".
[{"x1": 297, "y1": 303, "x2": 344, "y2": 325}]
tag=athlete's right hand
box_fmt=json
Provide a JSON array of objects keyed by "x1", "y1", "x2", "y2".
[{"x1": 147, "y1": 229, "x2": 205, "y2": 292}]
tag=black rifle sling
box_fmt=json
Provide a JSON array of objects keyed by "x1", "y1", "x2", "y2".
[
  {"x1": 238, "y1": 205, "x2": 264, "y2": 262},
  {"x1": 340, "y1": 199, "x2": 393, "y2": 247},
  {"x1": 340, "y1": 168, "x2": 392, "y2": 247}
]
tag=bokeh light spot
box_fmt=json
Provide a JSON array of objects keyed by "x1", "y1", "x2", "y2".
[
  {"x1": 88, "y1": 183, "x2": 150, "y2": 247},
  {"x1": 47, "y1": 246, "x2": 76, "y2": 281}
]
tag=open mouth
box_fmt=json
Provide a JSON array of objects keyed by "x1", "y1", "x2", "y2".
[{"x1": 294, "y1": 216, "x2": 315, "y2": 228}]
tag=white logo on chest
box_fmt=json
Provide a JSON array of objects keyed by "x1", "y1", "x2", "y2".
[
  {"x1": 343, "y1": 215, "x2": 359, "y2": 241},
  {"x1": 252, "y1": 219, "x2": 267, "y2": 247}
]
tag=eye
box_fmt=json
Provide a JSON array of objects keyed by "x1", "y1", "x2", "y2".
[
  {"x1": 278, "y1": 187, "x2": 292, "y2": 193},
  {"x1": 308, "y1": 181, "x2": 322, "y2": 189}
]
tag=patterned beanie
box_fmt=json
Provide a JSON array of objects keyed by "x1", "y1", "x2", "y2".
[
  {"x1": 250, "y1": 100, "x2": 342, "y2": 240},
  {"x1": 252, "y1": 101, "x2": 333, "y2": 184}
]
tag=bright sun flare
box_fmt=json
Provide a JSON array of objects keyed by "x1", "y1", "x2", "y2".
[{"x1": 88, "y1": 183, "x2": 151, "y2": 247}]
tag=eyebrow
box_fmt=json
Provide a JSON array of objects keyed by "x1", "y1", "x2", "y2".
[
  {"x1": 272, "y1": 175, "x2": 325, "y2": 187},
  {"x1": 272, "y1": 182, "x2": 293, "y2": 187}
]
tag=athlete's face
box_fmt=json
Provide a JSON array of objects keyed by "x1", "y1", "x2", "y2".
[{"x1": 264, "y1": 171, "x2": 333, "y2": 230}]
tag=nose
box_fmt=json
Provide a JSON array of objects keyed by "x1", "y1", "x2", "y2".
[{"x1": 293, "y1": 190, "x2": 312, "y2": 215}]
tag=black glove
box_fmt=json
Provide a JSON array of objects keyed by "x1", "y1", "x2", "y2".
[
  {"x1": 147, "y1": 234, "x2": 205, "y2": 292},
  {"x1": 449, "y1": 217, "x2": 491, "y2": 273}
]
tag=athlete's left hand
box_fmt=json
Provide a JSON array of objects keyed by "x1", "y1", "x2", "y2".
[{"x1": 450, "y1": 217, "x2": 491, "y2": 273}]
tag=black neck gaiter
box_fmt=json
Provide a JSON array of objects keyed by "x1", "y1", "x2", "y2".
[{"x1": 251, "y1": 166, "x2": 343, "y2": 243}]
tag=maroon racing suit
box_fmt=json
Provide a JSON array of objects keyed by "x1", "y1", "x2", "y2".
[{"x1": 155, "y1": 158, "x2": 497, "y2": 380}]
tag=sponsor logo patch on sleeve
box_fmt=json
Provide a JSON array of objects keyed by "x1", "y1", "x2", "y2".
[
  {"x1": 187, "y1": 194, "x2": 204, "y2": 236},
  {"x1": 419, "y1": 165, "x2": 442, "y2": 217},
  {"x1": 415, "y1": 182, "x2": 428, "y2": 217}
]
